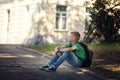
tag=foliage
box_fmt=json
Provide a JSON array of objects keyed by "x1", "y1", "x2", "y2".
[{"x1": 90, "y1": 0, "x2": 120, "y2": 42}]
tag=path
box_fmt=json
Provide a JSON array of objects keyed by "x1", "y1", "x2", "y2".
[{"x1": 0, "y1": 45, "x2": 107, "y2": 80}]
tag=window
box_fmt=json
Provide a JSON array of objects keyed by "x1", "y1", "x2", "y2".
[{"x1": 55, "y1": 5, "x2": 67, "y2": 31}]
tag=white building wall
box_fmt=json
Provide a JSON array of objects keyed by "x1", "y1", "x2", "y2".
[{"x1": 0, "y1": 0, "x2": 91, "y2": 44}]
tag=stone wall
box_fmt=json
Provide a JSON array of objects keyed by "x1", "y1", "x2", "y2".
[
  {"x1": 37, "y1": 0, "x2": 86, "y2": 44},
  {"x1": 0, "y1": 0, "x2": 90, "y2": 44}
]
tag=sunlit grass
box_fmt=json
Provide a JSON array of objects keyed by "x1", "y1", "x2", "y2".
[
  {"x1": 103, "y1": 64, "x2": 120, "y2": 72},
  {"x1": 24, "y1": 44, "x2": 62, "y2": 56}
]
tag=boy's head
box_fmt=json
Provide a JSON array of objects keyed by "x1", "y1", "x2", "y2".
[{"x1": 68, "y1": 31, "x2": 80, "y2": 42}]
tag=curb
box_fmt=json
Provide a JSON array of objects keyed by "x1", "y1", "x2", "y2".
[
  {"x1": 17, "y1": 46, "x2": 107, "y2": 80},
  {"x1": 16, "y1": 46, "x2": 51, "y2": 59}
]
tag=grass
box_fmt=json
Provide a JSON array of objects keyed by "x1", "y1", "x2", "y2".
[
  {"x1": 23, "y1": 43, "x2": 120, "y2": 80},
  {"x1": 88, "y1": 43, "x2": 120, "y2": 80},
  {"x1": 24, "y1": 44, "x2": 62, "y2": 56}
]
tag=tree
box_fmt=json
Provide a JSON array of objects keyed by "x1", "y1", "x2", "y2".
[{"x1": 90, "y1": 0, "x2": 120, "y2": 42}]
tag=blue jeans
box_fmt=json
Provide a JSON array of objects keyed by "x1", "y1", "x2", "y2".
[{"x1": 48, "y1": 52, "x2": 83, "y2": 68}]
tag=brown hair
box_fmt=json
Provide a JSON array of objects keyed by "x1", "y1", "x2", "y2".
[{"x1": 71, "y1": 31, "x2": 80, "y2": 41}]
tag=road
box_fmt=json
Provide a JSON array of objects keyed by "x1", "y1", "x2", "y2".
[{"x1": 0, "y1": 45, "x2": 106, "y2": 80}]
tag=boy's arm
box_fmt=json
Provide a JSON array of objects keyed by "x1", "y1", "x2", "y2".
[{"x1": 61, "y1": 47, "x2": 76, "y2": 52}]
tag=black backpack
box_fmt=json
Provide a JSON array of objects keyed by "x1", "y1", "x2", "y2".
[{"x1": 71, "y1": 42, "x2": 94, "y2": 67}]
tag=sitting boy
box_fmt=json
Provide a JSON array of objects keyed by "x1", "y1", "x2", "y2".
[{"x1": 40, "y1": 31, "x2": 86, "y2": 72}]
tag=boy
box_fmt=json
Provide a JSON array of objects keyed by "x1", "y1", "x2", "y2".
[{"x1": 40, "y1": 31, "x2": 86, "y2": 72}]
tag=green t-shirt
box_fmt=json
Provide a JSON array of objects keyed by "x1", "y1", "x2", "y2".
[{"x1": 65, "y1": 42, "x2": 86, "y2": 61}]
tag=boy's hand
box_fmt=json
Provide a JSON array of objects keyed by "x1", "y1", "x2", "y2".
[
  {"x1": 55, "y1": 47, "x2": 59, "y2": 53},
  {"x1": 55, "y1": 47, "x2": 63, "y2": 56},
  {"x1": 56, "y1": 52, "x2": 62, "y2": 56}
]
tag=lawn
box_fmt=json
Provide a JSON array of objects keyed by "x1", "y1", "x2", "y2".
[
  {"x1": 89, "y1": 43, "x2": 120, "y2": 80},
  {"x1": 23, "y1": 43, "x2": 120, "y2": 80},
  {"x1": 25, "y1": 44, "x2": 62, "y2": 56}
]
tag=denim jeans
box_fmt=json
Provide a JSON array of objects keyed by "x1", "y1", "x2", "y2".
[{"x1": 48, "y1": 52, "x2": 83, "y2": 68}]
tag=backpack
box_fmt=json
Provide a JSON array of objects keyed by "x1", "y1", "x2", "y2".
[{"x1": 79, "y1": 42, "x2": 94, "y2": 67}]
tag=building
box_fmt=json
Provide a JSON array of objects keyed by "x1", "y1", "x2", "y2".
[{"x1": 0, "y1": 0, "x2": 92, "y2": 44}]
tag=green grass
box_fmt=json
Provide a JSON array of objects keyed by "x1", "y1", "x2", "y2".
[
  {"x1": 23, "y1": 43, "x2": 120, "y2": 80},
  {"x1": 88, "y1": 43, "x2": 120, "y2": 80},
  {"x1": 24, "y1": 44, "x2": 62, "y2": 56}
]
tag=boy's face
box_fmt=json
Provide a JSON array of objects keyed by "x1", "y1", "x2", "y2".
[{"x1": 68, "y1": 34, "x2": 76, "y2": 42}]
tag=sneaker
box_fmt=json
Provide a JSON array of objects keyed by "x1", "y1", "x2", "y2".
[
  {"x1": 39, "y1": 64, "x2": 50, "y2": 70},
  {"x1": 44, "y1": 65, "x2": 56, "y2": 72}
]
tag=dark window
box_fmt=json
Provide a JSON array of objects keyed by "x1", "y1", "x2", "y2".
[{"x1": 55, "y1": 5, "x2": 67, "y2": 30}]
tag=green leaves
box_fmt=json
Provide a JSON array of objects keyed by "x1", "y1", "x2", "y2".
[{"x1": 90, "y1": 0, "x2": 120, "y2": 42}]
